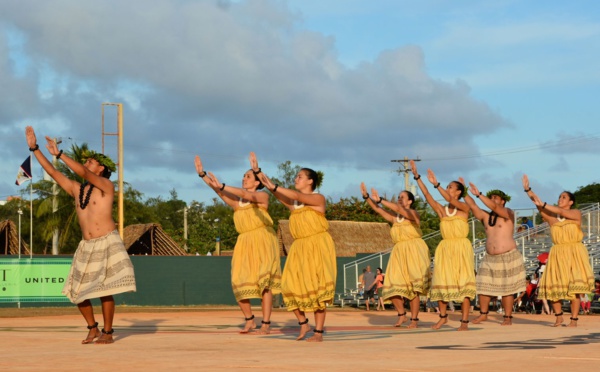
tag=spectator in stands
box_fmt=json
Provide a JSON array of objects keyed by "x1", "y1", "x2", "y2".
[
  {"x1": 517, "y1": 217, "x2": 534, "y2": 232},
  {"x1": 361, "y1": 183, "x2": 431, "y2": 327},
  {"x1": 412, "y1": 161, "x2": 475, "y2": 331},
  {"x1": 580, "y1": 293, "x2": 591, "y2": 315},
  {"x1": 523, "y1": 175, "x2": 595, "y2": 327},
  {"x1": 362, "y1": 265, "x2": 377, "y2": 311},
  {"x1": 426, "y1": 297, "x2": 440, "y2": 313},
  {"x1": 375, "y1": 268, "x2": 386, "y2": 311},
  {"x1": 534, "y1": 261, "x2": 551, "y2": 314},
  {"x1": 515, "y1": 276, "x2": 537, "y2": 311},
  {"x1": 461, "y1": 182, "x2": 526, "y2": 326},
  {"x1": 593, "y1": 280, "x2": 600, "y2": 302},
  {"x1": 195, "y1": 153, "x2": 281, "y2": 334},
  {"x1": 256, "y1": 163, "x2": 336, "y2": 342}
]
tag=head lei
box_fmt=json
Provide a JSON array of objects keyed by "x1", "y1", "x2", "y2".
[
  {"x1": 486, "y1": 189, "x2": 511, "y2": 203},
  {"x1": 81, "y1": 150, "x2": 117, "y2": 172}
]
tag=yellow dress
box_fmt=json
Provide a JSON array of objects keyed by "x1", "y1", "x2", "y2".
[
  {"x1": 429, "y1": 216, "x2": 476, "y2": 302},
  {"x1": 381, "y1": 219, "x2": 431, "y2": 301},
  {"x1": 538, "y1": 220, "x2": 595, "y2": 301},
  {"x1": 282, "y1": 207, "x2": 337, "y2": 312},
  {"x1": 230, "y1": 204, "x2": 282, "y2": 301}
]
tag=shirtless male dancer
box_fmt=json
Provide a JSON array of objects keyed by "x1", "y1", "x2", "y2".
[
  {"x1": 461, "y1": 179, "x2": 526, "y2": 326},
  {"x1": 26, "y1": 126, "x2": 136, "y2": 344}
]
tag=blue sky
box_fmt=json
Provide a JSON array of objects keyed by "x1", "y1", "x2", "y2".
[{"x1": 1, "y1": 0, "x2": 599, "y2": 212}]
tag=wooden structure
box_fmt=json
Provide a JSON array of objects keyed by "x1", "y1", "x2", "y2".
[
  {"x1": 277, "y1": 220, "x2": 393, "y2": 257},
  {"x1": 0, "y1": 220, "x2": 30, "y2": 255},
  {"x1": 124, "y1": 223, "x2": 187, "y2": 256}
]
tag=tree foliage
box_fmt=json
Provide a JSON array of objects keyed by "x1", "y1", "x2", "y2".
[{"x1": 5, "y1": 156, "x2": 600, "y2": 257}]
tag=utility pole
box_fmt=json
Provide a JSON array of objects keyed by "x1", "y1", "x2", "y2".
[
  {"x1": 102, "y1": 103, "x2": 124, "y2": 238},
  {"x1": 52, "y1": 137, "x2": 62, "y2": 255},
  {"x1": 391, "y1": 157, "x2": 421, "y2": 192},
  {"x1": 183, "y1": 206, "x2": 188, "y2": 251}
]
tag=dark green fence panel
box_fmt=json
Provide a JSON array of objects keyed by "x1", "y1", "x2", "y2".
[{"x1": 1, "y1": 256, "x2": 359, "y2": 307}]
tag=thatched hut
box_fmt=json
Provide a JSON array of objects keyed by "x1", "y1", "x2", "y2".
[
  {"x1": 123, "y1": 223, "x2": 187, "y2": 256},
  {"x1": 0, "y1": 219, "x2": 30, "y2": 255},
  {"x1": 277, "y1": 220, "x2": 393, "y2": 257}
]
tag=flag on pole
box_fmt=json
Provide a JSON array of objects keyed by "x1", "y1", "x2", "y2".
[{"x1": 16, "y1": 156, "x2": 33, "y2": 185}]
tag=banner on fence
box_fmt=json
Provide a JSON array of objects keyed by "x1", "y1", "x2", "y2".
[{"x1": 0, "y1": 258, "x2": 72, "y2": 303}]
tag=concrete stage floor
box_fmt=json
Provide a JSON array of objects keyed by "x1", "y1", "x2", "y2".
[{"x1": 1, "y1": 307, "x2": 599, "y2": 371}]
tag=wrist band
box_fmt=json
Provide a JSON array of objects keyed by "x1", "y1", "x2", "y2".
[
  {"x1": 272, "y1": 184, "x2": 279, "y2": 192},
  {"x1": 362, "y1": 193, "x2": 369, "y2": 200},
  {"x1": 434, "y1": 182, "x2": 441, "y2": 189},
  {"x1": 56, "y1": 149, "x2": 63, "y2": 160},
  {"x1": 414, "y1": 174, "x2": 421, "y2": 181},
  {"x1": 524, "y1": 187, "x2": 531, "y2": 192},
  {"x1": 377, "y1": 197, "x2": 384, "y2": 204},
  {"x1": 198, "y1": 171, "x2": 207, "y2": 178},
  {"x1": 253, "y1": 168, "x2": 261, "y2": 175},
  {"x1": 29, "y1": 144, "x2": 39, "y2": 152},
  {"x1": 476, "y1": 192, "x2": 482, "y2": 198},
  {"x1": 542, "y1": 202, "x2": 547, "y2": 209},
  {"x1": 219, "y1": 183, "x2": 226, "y2": 191}
]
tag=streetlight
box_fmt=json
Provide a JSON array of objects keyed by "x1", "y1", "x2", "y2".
[
  {"x1": 214, "y1": 218, "x2": 221, "y2": 256},
  {"x1": 177, "y1": 206, "x2": 189, "y2": 251},
  {"x1": 18, "y1": 207, "x2": 23, "y2": 259}
]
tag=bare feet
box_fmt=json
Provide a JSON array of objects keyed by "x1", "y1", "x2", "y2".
[
  {"x1": 296, "y1": 321, "x2": 310, "y2": 341},
  {"x1": 82, "y1": 323, "x2": 100, "y2": 344},
  {"x1": 552, "y1": 313, "x2": 564, "y2": 327},
  {"x1": 457, "y1": 320, "x2": 469, "y2": 331},
  {"x1": 407, "y1": 318, "x2": 419, "y2": 329},
  {"x1": 306, "y1": 330, "x2": 323, "y2": 342},
  {"x1": 240, "y1": 315, "x2": 256, "y2": 334},
  {"x1": 501, "y1": 315, "x2": 513, "y2": 326},
  {"x1": 257, "y1": 320, "x2": 271, "y2": 335},
  {"x1": 567, "y1": 317, "x2": 578, "y2": 328},
  {"x1": 431, "y1": 314, "x2": 448, "y2": 330},
  {"x1": 394, "y1": 312, "x2": 408, "y2": 327},
  {"x1": 472, "y1": 311, "x2": 488, "y2": 324},
  {"x1": 95, "y1": 329, "x2": 114, "y2": 344}
]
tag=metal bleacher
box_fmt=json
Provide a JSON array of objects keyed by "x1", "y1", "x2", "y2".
[{"x1": 336, "y1": 203, "x2": 600, "y2": 308}]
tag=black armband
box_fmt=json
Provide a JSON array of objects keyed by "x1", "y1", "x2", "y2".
[{"x1": 29, "y1": 144, "x2": 39, "y2": 152}]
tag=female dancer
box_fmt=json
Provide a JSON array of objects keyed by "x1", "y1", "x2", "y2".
[
  {"x1": 522, "y1": 175, "x2": 595, "y2": 327},
  {"x1": 255, "y1": 155, "x2": 336, "y2": 342},
  {"x1": 195, "y1": 154, "x2": 281, "y2": 334},
  {"x1": 411, "y1": 160, "x2": 475, "y2": 331},
  {"x1": 360, "y1": 183, "x2": 431, "y2": 328}
]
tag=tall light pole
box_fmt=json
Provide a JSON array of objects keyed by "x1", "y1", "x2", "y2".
[
  {"x1": 18, "y1": 207, "x2": 23, "y2": 259},
  {"x1": 102, "y1": 103, "x2": 124, "y2": 238},
  {"x1": 391, "y1": 157, "x2": 421, "y2": 193},
  {"x1": 178, "y1": 206, "x2": 188, "y2": 251},
  {"x1": 51, "y1": 137, "x2": 62, "y2": 255},
  {"x1": 214, "y1": 218, "x2": 221, "y2": 256}
]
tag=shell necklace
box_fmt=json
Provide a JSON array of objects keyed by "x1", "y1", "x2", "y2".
[
  {"x1": 396, "y1": 214, "x2": 405, "y2": 223},
  {"x1": 557, "y1": 215, "x2": 565, "y2": 222},
  {"x1": 79, "y1": 182, "x2": 94, "y2": 210},
  {"x1": 239, "y1": 198, "x2": 250, "y2": 207},
  {"x1": 445, "y1": 205, "x2": 457, "y2": 217}
]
